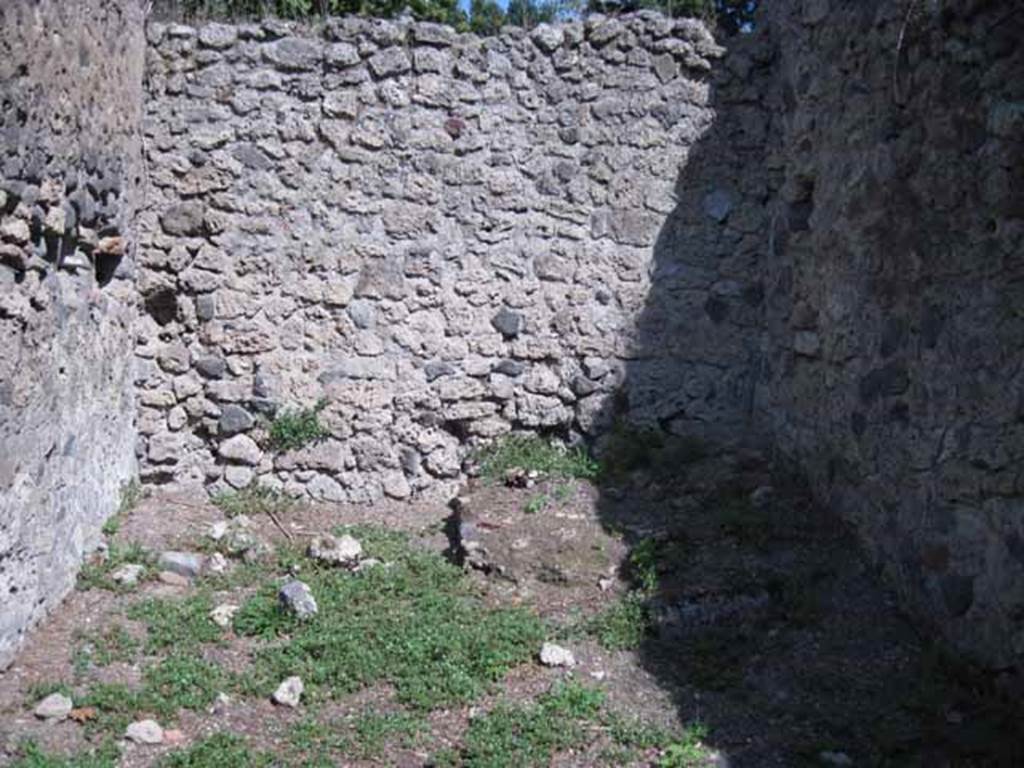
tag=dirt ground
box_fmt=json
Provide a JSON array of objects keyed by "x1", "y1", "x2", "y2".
[{"x1": 1, "y1": 451, "x2": 1023, "y2": 767}]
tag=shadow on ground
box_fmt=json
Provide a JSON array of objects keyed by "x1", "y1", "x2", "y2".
[{"x1": 586, "y1": 14, "x2": 1024, "y2": 768}]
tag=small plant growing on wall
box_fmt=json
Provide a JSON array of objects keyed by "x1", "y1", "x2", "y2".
[{"x1": 266, "y1": 399, "x2": 328, "y2": 452}]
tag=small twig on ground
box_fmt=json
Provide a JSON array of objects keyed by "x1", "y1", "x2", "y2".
[{"x1": 265, "y1": 509, "x2": 293, "y2": 541}]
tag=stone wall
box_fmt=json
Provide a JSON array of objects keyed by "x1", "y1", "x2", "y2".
[
  {"x1": 0, "y1": 0, "x2": 145, "y2": 667},
  {"x1": 755, "y1": 0, "x2": 1024, "y2": 667},
  {"x1": 4, "y1": 0, "x2": 1021, "y2": 671},
  {"x1": 137, "y1": 13, "x2": 768, "y2": 502}
]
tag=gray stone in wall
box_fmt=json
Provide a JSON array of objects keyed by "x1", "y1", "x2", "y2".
[{"x1": 0, "y1": 0, "x2": 144, "y2": 669}]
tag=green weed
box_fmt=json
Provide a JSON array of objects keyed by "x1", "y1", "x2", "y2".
[
  {"x1": 586, "y1": 592, "x2": 652, "y2": 651},
  {"x1": 476, "y1": 436, "x2": 599, "y2": 483},
  {"x1": 76, "y1": 542, "x2": 152, "y2": 593},
  {"x1": 142, "y1": 653, "x2": 226, "y2": 715},
  {"x1": 234, "y1": 526, "x2": 544, "y2": 710},
  {"x1": 553, "y1": 482, "x2": 576, "y2": 503},
  {"x1": 77, "y1": 683, "x2": 146, "y2": 739},
  {"x1": 159, "y1": 733, "x2": 271, "y2": 768},
  {"x1": 524, "y1": 494, "x2": 549, "y2": 514},
  {"x1": 289, "y1": 710, "x2": 424, "y2": 761},
  {"x1": 102, "y1": 479, "x2": 144, "y2": 536},
  {"x1": 266, "y1": 399, "x2": 328, "y2": 452},
  {"x1": 656, "y1": 723, "x2": 715, "y2": 767},
  {"x1": 629, "y1": 538, "x2": 660, "y2": 593},
  {"x1": 127, "y1": 594, "x2": 224, "y2": 652},
  {"x1": 73, "y1": 625, "x2": 140, "y2": 675},
  {"x1": 7, "y1": 740, "x2": 120, "y2": 768},
  {"x1": 211, "y1": 482, "x2": 294, "y2": 520},
  {"x1": 25, "y1": 680, "x2": 73, "y2": 704},
  {"x1": 454, "y1": 681, "x2": 605, "y2": 767}
]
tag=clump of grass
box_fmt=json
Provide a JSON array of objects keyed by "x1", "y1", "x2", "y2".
[
  {"x1": 77, "y1": 682, "x2": 147, "y2": 739},
  {"x1": 76, "y1": 542, "x2": 152, "y2": 593},
  {"x1": 289, "y1": 710, "x2": 425, "y2": 762},
  {"x1": 476, "y1": 436, "x2": 599, "y2": 483},
  {"x1": 211, "y1": 482, "x2": 294, "y2": 519},
  {"x1": 77, "y1": 654, "x2": 227, "y2": 739},
  {"x1": 25, "y1": 680, "x2": 73, "y2": 704},
  {"x1": 7, "y1": 739, "x2": 120, "y2": 768},
  {"x1": 73, "y1": 625, "x2": 141, "y2": 675},
  {"x1": 159, "y1": 733, "x2": 271, "y2": 768},
  {"x1": 233, "y1": 526, "x2": 544, "y2": 710},
  {"x1": 523, "y1": 493, "x2": 549, "y2": 514},
  {"x1": 656, "y1": 723, "x2": 716, "y2": 767},
  {"x1": 628, "y1": 538, "x2": 660, "y2": 593},
  {"x1": 586, "y1": 592, "x2": 652, "y2": 651},
  {"x1": 452, "y1": 681, "x2": 604, "y2": 767},
  {"x1": 103, "y1": 478, "x2": 145, "y2": 536},
  {"x1": 584, "y1": 536, "x2": 664, "y2": 651},
  {"x1": 142, "y1": 653, "x2": 226, "y2": 715},
  {"x1": 266, "y1": 399, "x2": 328, "y2": 452},
  {"x1": 127, "y1": 594, "x2": 224, "y2": 652}
]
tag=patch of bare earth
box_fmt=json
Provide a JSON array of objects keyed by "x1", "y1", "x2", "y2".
[{"x1": 2, "y1": 459, "x2": 1022, "y2": 767}]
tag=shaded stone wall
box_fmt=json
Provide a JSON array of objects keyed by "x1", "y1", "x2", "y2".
[
  {"x1": 0, "y1": 0, "x2": 146, "y2": 667},
  {"x1": 137, "y1": 13, "x2": 767, "y2": 502},
  {"x1": 756, "y1": 0, "x2": 1024, "y2": 667}
]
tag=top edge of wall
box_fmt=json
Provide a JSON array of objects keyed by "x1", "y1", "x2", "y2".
[{"x1": 145, "y1": 9, "x2": 724, "y2": 49}]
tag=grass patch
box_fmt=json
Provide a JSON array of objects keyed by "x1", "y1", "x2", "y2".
[
  {"x1": 234, "y1": 526, "x2": 544, "y2": 710},
  {"x1": 289, "y1": 709, "x2": 425, "y2": 762},
  {"x1": 265, "y1": 399, "x2": 328, "y2": 452},
  {"x1": 159, "y1": 733, "x2": 271, "y2": 768},
  {"x1": 451, "y1": 681, "x2": 604, "y2": 767},
  {"x1": 77, "y1": 653, "x2": 227, "y2": 738},
  {"x1": 628, "y1": 537, "x2": 660, "y2": 593},
  {"x1": 211, "y1": 482, "x2": 294, "y2": 520},
  {"x1": 76, "y1": 542, "x2": 152, "y2": 593},
  {"x1": 127, "y1": 594, "x2": 224, "y2": 652},
  {"x1": 476, "y1": 436, "x2": 599, "y2": 483},
  {"x1": 73, "y1": 624, "x2": 141, "y2": 675},
  {"x1": 77, "y1": 682, "x2": 146, "y2": 739},
  {"x1": 655, "y1": 723, "x2": 716, "y2": 767},
  {"x1": 7, "y1": 740, "x2": 120, "y2": 768},
  {"x1": 586, "y1": 592, "x2": 652, "y2": 651},
  {"x1": 142, "y1": 653, "x2": 226, "y2": 715},
  {"x1": 25, "y1": 680, "x2": 73, "y2": 704},
  {"x1": 523, "y1": 493, "x2": 549, "y2": 514}
]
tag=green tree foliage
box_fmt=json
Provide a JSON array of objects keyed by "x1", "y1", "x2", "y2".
[
  {"x1": 157, "y1": 0, "x2": 754, "y2": 33},
  {"x1": 469, "y1": 0, "x2": 508, "y2": 35},
  {"x1": 161, "y1": 0, "x2": 465, "y2": 24}
]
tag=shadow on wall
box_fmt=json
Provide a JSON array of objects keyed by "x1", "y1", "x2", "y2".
[{"x1": 589, "y1": 7, "x2": 1024, "y2": 766}]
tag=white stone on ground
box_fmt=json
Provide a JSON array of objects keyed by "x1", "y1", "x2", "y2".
[
  {"x1": 539, "y1": 642, "x2": 576, "y2": 668},
  {"x1": 209, "y1": 603, "x2": 239, "y2": 628},
  {"x1": 110, "y1": 563, "x2": 145, "y2": 586},
  {"x1": 157, "y1": 551, "x2": 203, "y2": 579},
  {"x1": 125, "y1": 719, "x2": 164, "y2": 744},
  {"x1": 33, "y1": 693, "x2": 72, "y2": 720},
  {"x1": 272, "y1": 676, "x2": 303, "y2": 707},
  {"x1": 307, "y1": 534, "x2": 362, "y2": 566}
]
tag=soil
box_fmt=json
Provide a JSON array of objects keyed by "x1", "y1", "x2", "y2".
[{"x1": 1, "y1": 452, "x2": 1022, "y2": 767}]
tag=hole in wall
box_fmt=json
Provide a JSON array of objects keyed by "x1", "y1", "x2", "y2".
[
  {"x1": 94, "y1": 250, "x2": 120, "y2": 286},
  {"x1": 143, "y1": 286, "x2": 179, "y2": 326}
]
